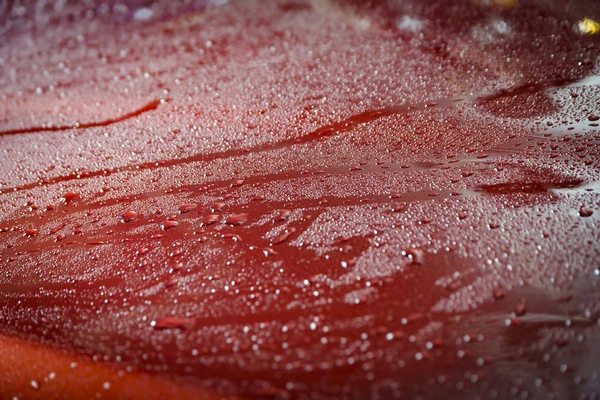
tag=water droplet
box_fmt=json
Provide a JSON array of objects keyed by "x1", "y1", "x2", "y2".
[
  {"x1": 405, "y1": 248, "x2": 424, "y2": 265},
  {"x1": 263, "y1": 247, "x2": 278, "y2": 256},
  {"x1": 222, "y1": 233, "x2": 242, "y2": 241},
  {"x1": 211, "y1": 202, "x2": 226, "y2": 212},
  {"x1": 87, "y1": 240, "x2": 107, "y2": 246},
  {"x1": 165, "y1": 278, "x2": 178, "y2": 288},
  {"x1": 515, "y1": 300, "x2": 527, "y2": 316},
  {"x1": 579, "y1": 207, "x2": 593, "y2": 217},
  {"x1": 272, "y1": 227, "x2": 296, "y2": 245},
  {"x1": 225, "y1": 213, "x2": 249, "y2": 226},
  {"x1": 152, "y1": 317, "x2": 194, "y2": 330},
  {"x1": 201, "y1": 214, "x2": 220, "y2": 226},
  {"x1": 63, "y1": 191, "x2": 79, "y2": 204},
  {"x1": 275, "y1": 209, "x2": 292, "y2": 222},
  {"x1": 25, "y1": 228, "x2": 38, "y2": 236},
  {"x1": 161, "y1": 220, "x2": 179, "y2": 230},
  {"x1": 179, "y1": 203, "x2": 198, "y2": 213},
  {"x1": 122, "y1": 210, "x2": 139, "y2": 222},
  {"x1": 133, "y1": 7, "x2": 153, "y2": 21}
]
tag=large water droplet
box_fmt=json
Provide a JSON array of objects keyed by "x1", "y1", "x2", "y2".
[
  {"x1": 179, "y1": 203, "x2": 198, "y2": 213},
  {"x1": 122, "y1": 210, "x2": 139, "y2": 223},
  {"x1": 225, "y1": 213, "x2": 249, "y2": 226},
  {"x1": 152, "y1": 317, "x2": 194, "y2": 330}
]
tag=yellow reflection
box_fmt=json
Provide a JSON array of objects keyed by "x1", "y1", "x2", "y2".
[{"x1": 578, "y1": 18, "x2": 600, "y2": 35}]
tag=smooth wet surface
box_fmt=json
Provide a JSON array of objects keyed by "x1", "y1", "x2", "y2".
[{"x1": 1, "y1": 0, "x2": 600, "y2": 399}]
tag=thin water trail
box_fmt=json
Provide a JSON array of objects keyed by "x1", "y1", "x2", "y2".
[
  {"x1": 0, "y1": 99, "x2": 163, "y2": 137},
  {"x1": 0, "y1": 78, "x2": 583, "y2": 196}
]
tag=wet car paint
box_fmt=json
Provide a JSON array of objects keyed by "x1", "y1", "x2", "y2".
[{"x1": 0, "y1": 0, "x2": 599, "y2": 399}]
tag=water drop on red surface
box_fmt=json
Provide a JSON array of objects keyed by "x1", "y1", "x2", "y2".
[
  {"x1": 165, "y1": 278, "x2": 178, "y2": 288},
  {"x1": 201, "y1": 214, "x2": 220, "y2": 226},
  {"x1": 579, "y1": 207, "x2": 593, "y2": 217},
  {"x1": 179, "y1": 203, "x2": 197, "y2": 213},
  {"x1": 489, "y1": 223, "x2": 500, "y2": 229},
  {"x1": 341, "y1": 258, "x2": 357, "y2": 268},
  {"x1": 263, "y1": 247, "x2": 278, "y2": 256},
  {"x1": 221, "y1": 233, "x2": 241, "y2": 241},
  {"x1": 25, "y1": 228, "x2": 38, "y2": 236},
  {"x1": 405, "y1": 248, "x2": 424, "y2": 265},
  {"x1": 225, "y1": 213, "x2": 249, "y2": 226},
  {"x1": 272, "y1": 227, "x2": 296, "y2": 245},
  {"x1": 63, "y1": 192, "x2": 79, "y2": 204},
  {"x1": 515, "y1": 300, "x2": 527, "y2": 316},
  {"x1": 87, "y1": 240, "x2": 107, "y2": 246},
  {"x1": 211, "y1": 202, "x2": 226, "y2": 212},
  {"x1": 122, "y1": 210, "x2": 139, "y2": 223},
  {"x1": 56, "y1": 233, "x2": 66, "y2": 241},
  {"x1": 559, "y1": 294, "x2": 573, "y2": 303},
  {"x1": 231, "y1": 179, "x2": 244, "y2": 187},
  {"x1": 493, "y1": 289, "x2": 505, "y2": 300},
  {"x1": 588, "y1": 115, "x2": 599, "y2": 121},
  {"x1": 275, "y1": 209, "x2": 292, "y2": 222},
  {"x1": 161, "y1": 221, "x2": 179, "y2": 230},
  {"x1": 152, "y1": 318, "x2": 194, "y2": 330}
]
